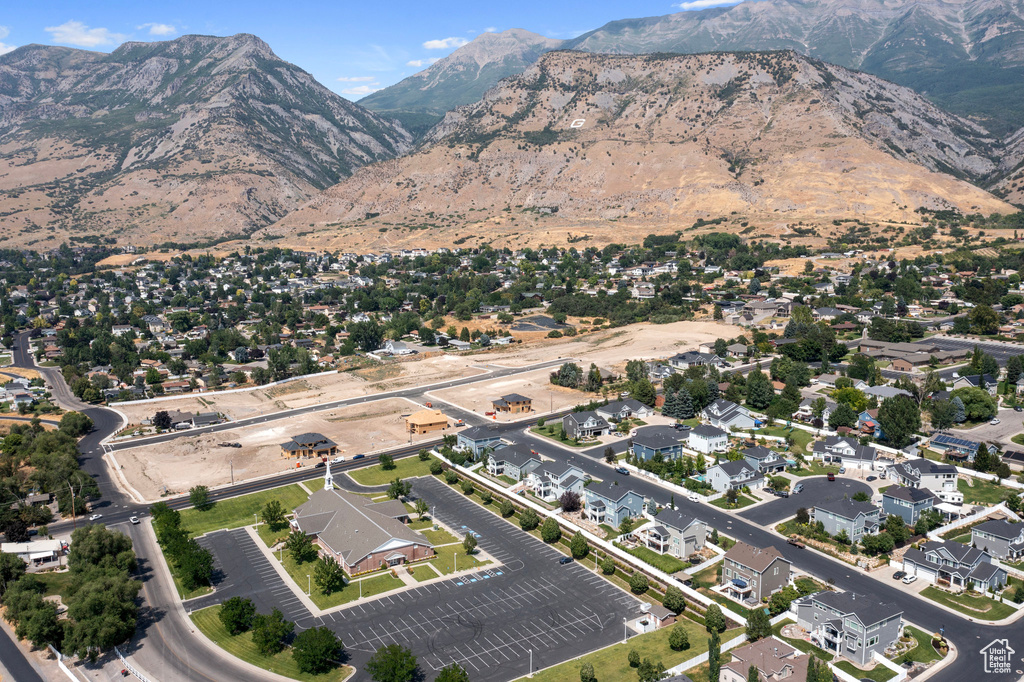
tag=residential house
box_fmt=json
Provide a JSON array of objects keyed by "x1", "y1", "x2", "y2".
[
  {"x1": 688, "y1": 425, "x2": 729, "y2": 454},
  {"x1": 637, "y1": 508, "x2": 707, "y2": 560},
  {"x1": 707, "y1": 459, "x2": 763, "y2": 492},
  {"x1": 491, "y1": 393, "x2": 532, "y2": 414},
  {"x1": 720, "y1": 542, "x2": 791, "y2": 603},
  {"x1": 596, "y1": 399, "x2": 653, "y2": 422},
  {"x1": 280, "y1": 433, "x2": 338, "y2": 459},
  {"x1": 794, "y1": 591, "x2": 903, "y2": 667},
  {"x1": 631, "y1": 426, "x2": 685, "y2": 462},
  {"x1": 486, "y1": 444, "x2": 541, "y2": 481},
  {"x1": 456, "y1": 425, "x2": 504, "y2": 456},
  {"x1": 811, "y1": 436, "x2": 878, "y2": 471},
  {"x1": 928, "y1": 432, "x2": 980, "y2": 463},
  {"x1": 856, "y1": 409, "x2": 882, "y2": 439},
  {"x1": 584, "y1": 481, "x2": 645, "y2": 528},
  {"x1": 881, "y1": 487, "x2": 937, "y2": 525},
  {"x1": 971, "y1": 520, "x2": 1024, "y2": 561},
  {"x1": 888, "y1": 458, "x2": 963, "y2": 504},
  {"x1": 668, "y1": 351, "x2": 723, "y2": 371},
  {"x1": 526, "y1": 463, "x2": 587, "y2": 502},
  {"x1": 901, "y1": 540, "x2": 1006, "y2": 591},
  {"x1": 741, "y1": 446, "x2": 787, "y2": 474},
  {"x1": 952, "y1": 374, "x2": 998, "y2": 396},
  {"x1": 562, "y1": 411, "x2": 611, "y2": 439},
  {"x1": 703, "y1": 399, "x2": 757, "y2": 430},
  {"x1": 405, "y1": 409, "x2": 449, "y2": 434},
  {"x1": 812, "y1": 498, "x2": 881, "y2": 542},
  {"x1": 0, "y1": 540, "x2": 64, "y2": 566},
  {"x1": 793, "y1": 398, "x2": 835, "y2": 425},
  {"x1": 291, "y1": 483, "x2": 434, "y2": 575},
  {"x1": 721, "y1": 639, "x2": 808, "y2": 682},
  {"x1": 862, "y1": 385, "x2": 912, "y2": 401}
]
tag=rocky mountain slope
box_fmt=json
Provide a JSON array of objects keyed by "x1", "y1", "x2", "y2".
[
  {"x1": 362, "y1": 0, "x2": 1024, "y2": 137},
  {"x1": 359, "y1": 29, "x2": 563, "y2": 135},
  {"x1": 0, "y1": 34, "x2": 412, "y2": 248},
  {"x1": 270, "y1": 50, "x2": 1012, "y2": 251}
]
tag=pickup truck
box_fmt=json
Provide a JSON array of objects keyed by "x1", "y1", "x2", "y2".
[{"x1": 787, "y1": 536, "x2": 806, "y2": 549}]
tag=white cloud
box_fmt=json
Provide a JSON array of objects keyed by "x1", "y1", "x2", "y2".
[
  {"x1": 483, "y1": 27, "x2": 498, "y2": 33},
  {"x1": 422, "y1": 37, "x2": 469, "y2": 50},
  {"x1": 406, "y1": 57, "x2": 441, "y2": 68},
  {"x1": 45, "y1": 21, "x2": 126, "y2": 48},
  {"x1": 675, "y1": 0, "x2": 743, "y2": 10},
  {"x1": 340, "y1": 84, "x2": 381, "y2": 97},
  {"x1": 137, "y1": 23, "x2": 176, "y2": 36},
  {"x1": 337, "y1": 76, "x2": 377, "y2": 82},
  {"x1": 0, "y1": 26, "x2": 15, "y2": 55}
]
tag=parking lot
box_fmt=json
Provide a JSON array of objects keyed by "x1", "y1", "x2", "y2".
[
  {"x1": 915, "y1": 337, "x2": 1023, "y2": 366},
  {"x1": 191, "y1": 477, "x2": 639, "y2": 682},
  {"x1": 739, "y1": 476, "x2": 872, "y2": 526}
]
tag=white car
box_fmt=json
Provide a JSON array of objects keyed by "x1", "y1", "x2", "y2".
[
  {"x1": 88, "y1": 514, "x2": 102, "y2": 521},
  {"x1": 332, "y1": 455, "x2": 346, "y2": 463},
  {"x1": 902, "y1": 574, "x2": 917, "y2": 584},
  {"x1": 130, "y1": 516, "x2": 140, "y2": 525},
  {"x1": 689, "y1": 494, "x2": 701, "y2": 503},
  {"x1": 990, "y1": 418, "x2": 1001, "y2": 425}
]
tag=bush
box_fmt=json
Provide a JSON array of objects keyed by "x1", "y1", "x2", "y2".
[
  {"x1": 291, "y1": 626, "x2": 341, "y2": 674},
  {"x1": 444, "y1": 470, "x2": 459, "y2": 485},
  {"x1": 629, "y1": 572, "x2": 649, "y2": 595},
  {"x1": 540, "y1": 517, "x2": 562, "y2": 543},
  {"x1": 520, "y1": 508, "x2": 540, "y2": 531},
  {"x1": 601, "y1": 557, "x2": 615, "y2": 575},
  {"x1": 500, "y1": 500, "x2": 515, "y2": 518},
  {"x1": 668, "y1": 625, "x2": 689, "y2": 651},
  {"x1": 429, "y1": 460, "x2": 443, "y2": 475},
  {"x1": 480, "y1": 490, "x2": 492, "y2": 504},
  {"x1": 460, "y1": 480, "x2": 474, "y2": 495},
  {"x1": 418, "y1": 449, "x2": 431, "y2": 461},
  {"x1": 628, "y1": 649, "x2": 640, "y2": 667},
  {"x1": 219, "y1": 597, "x2": 256, "y2": 635}
]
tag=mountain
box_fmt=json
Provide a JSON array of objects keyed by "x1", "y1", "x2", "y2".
[
  {"x1": 359, "y1": 29, "x2": 564, "y2": 137},
  {"x1": 362, "y1": 0, "x2": 1024, "y2": 137},
  {"x1": 268, "y1": 50, "x2": 1012, "y2": 252},
  {"x1": 0, "y1": 34, "x2": 412, "y2": 249}
]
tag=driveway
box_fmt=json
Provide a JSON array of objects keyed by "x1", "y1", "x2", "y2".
[{"x1": 738, "y1": 476, "x2": 872, "y2": 526}]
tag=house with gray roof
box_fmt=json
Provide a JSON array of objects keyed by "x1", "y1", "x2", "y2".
[
  {"x1": 526, "y1": 463, "x2": 587, "y2": 502},
  {"x1": 631, "y1": 426, "x2": 685, "y2": 462},
  {"x1": 668, "y1": 351, "x2": 723, "y2": 371},
  {"x1": 888, "y1": 458, "x2": 962, "y2": 504},
  {"x1": 562, "y1": 411, "x2": 610, "y2": 440},
  {"x1": 812, "y1": 498, "x2": 880, "y2": 542},
  {"x1": 596, "y1": 399, "x2": 653, "y2": 422},
  {"x1": 952, "y1": 374, "x2": 998, "y2": 396},
  {"x1": 688, "y1": 424, "x2": 729, "y2": 454},
  {"x1": 291, "y1": 484, "x2": 434, "y2": 575},
  {"x1": 811, "y1": 436, "x2": 877, "y2": 471},
  {"x1": 456, "y1": 424, "x2": 504, "y2": 456},
  {"x1": 861, "y1": 385, "x2": 913, "y2": 400},
  {"x1": 971, "y1": 520, "x2": 1024, "y2": 561},
  {"x1": 901, "y1": 540, "x2": 1006, "y2": 592},
  {"x1": 741, "y1": 445, "x2": 787, "y2": 474},
  {"x1": 486, "y1": 443, "x2": 541, "y2": 481},
  {"x1": 707, "y1": 459, "x2": 764, "y2": 492},
  {"x1": 794, "y1": 591, "x2": 903, "y2": 667},
  {"x1": 881, "y1": 486, "x2": 937, "y2": 525},
  {"x1": 637, "y1": 508, "x2": 707, "y2": 560},
  {"x1": 583, "y1": 481, "x2": 645, "y2": 528},
  {"x1": 280, "y1": 432, "x2": 338, "y2": 459},
  {"x1": 703, "y1": 399, "x2": 756, "y2": 430},
  {"x1": 720, "y1": 541, "x2": 790, "y2": 603}
]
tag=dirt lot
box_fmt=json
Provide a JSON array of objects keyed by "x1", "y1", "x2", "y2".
[
  {"x1": 427, "y1": 367, "x2": 597, "y2": 422},
  {"x1": 115, "y1": 397, "x2": 435, "y2": 500}
]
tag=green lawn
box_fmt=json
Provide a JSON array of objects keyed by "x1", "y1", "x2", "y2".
[
  {"x1": 754, "y1": 426, "x2": 813, "y2": 454},
  {"x1": 619, "y1": 544, "x2": 691, "y2": 574},
  {"x1": 306, "y1": 477, "x2": 325, "y2": 492},
  {"x1": 920, "y1": 448, "x2": 945, "y2": 462},
  {"x1": 523, "y1": 620, "x2": 744, "y2": 682},
  {"x1": 410, "y1": 564, "x2": 441, "y2": 582},
  {"x1": 347, "y1": 456, "x2": 435, "y2": 486},
  {"x1": 35, "y1": 571, "x2": 74, "y2": 599},
  {"x1": 257, "y1": 522, "x2": 292, "y2": 548},
  {"x1": 190, "y1": 605, "x2": 350, "y2": 682},
  {"x1": 900, "y1": 626, "x2": 943, "y2": 664},
  {"x1": 790, "y1": 462, "x2": 840, "y2": 478},
  {"x1": 278, "y1": 547, "x2": 406, "y2": 609},
  {"x1": 180, "y1": 485, "x2": 310, "y2": 538},
  {"x1": 697, "y1": 588, "x2": 750, "y2": 618},
  {"x1": 920, "y1": 586, "x2": 1017, "y2": 621},
  {"x1": 530, "y1": 424, "x2": 594, "y2": 447},
  {"x1": 422, "y1": 528, "x2": 458, "y2": 545},
  {"x1": 711, "y1": 493, "x2": 758, "y2": 510},
  {"x1": 957, "y1": 478, "x2": 1012, "y2": 505},
  {"x1": 432, "y1": 544, "x2": 490, "y2": 575},
  {"x1": 834, "y1": 661, "x2": 897, "y2": 682},
  {"x1": 772, "y1": 620, "x2": 833, "y2": 661}
]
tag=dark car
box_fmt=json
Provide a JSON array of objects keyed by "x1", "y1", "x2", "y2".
[
  {"x1": 777, "y1": 490, "x2": 790, "y2": 498},
  {"x1": 615, "y1": 467, "x2": 630, "y2": 476},
  {"x1": 559, "y1": 557, "x2": 574, "y2": 565},
  {"x1": 314, "y1": 461, "x2": 326, "y2": 469},
  {"x1": 866, "y1": 476, "x2": 877, "y2": 482},
  {"x1": 892, "y1": 570, "x2": 907, "y2": 581},
  {"x1": 827, "y1": 473, "x2": 836, "y2": 481},
  {"x1": 352, "y1": 454, "x2": 365, "y2": 460},
  {"x1": 1016, "y1": 406, "x2": 1023, "y2": 413}
]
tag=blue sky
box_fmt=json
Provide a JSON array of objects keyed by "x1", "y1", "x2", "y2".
[{"x1": 0, "y1": 0, "x2": 740, "y2": 100}]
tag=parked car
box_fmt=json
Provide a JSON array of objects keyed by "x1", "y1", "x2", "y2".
[
  {"x1": 902, "y1": 574, "x2": 917, "y2": 584},
  {"x1": 990, "y1": 418, "x2": 1001, "y2": 425},
  {"x1": 352, "y1": 454, "x2": 365, "y2": 460},
  {"x1": 866, "y1": 476, "x2": 877, "y2": 482},
  {"x1": 776, "y1": 490, "x2": 790, "y2": 498},
  {"x1": 1015, "y1": 406, "x2": 1023, "y2": 413},
  {"x1": 688, "y1": 493, "x2": 701, "y2": 503},
  {"x1": 787, "y1": 537, "x2": 806, "y2": 548},
  {"x1": 827, "y1": 473, "x2": 836, "y2": 481},
  {"x1": 130, "y1": 516, "x2": 140, "y2": 525},
  {"x1": 793, "y1": 483, "x2": 804, "y2": 494},
  {"x1": 838, "y1": 467, "x2": 846, "y2": 474},
  {"x1": 892, "y1": 571, "x2": 907, "y2": 581},
  {"x1": 314, "y1": 461, "x2": 326, "y2": 469},
  {"x1": 615, "y1": 467, "x2": 630, "y2": 476},
  {"x1": 558, "y1": 557, "x2": 574, "y2": 565}
]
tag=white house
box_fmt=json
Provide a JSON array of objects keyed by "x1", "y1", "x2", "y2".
[
  {"x1": 688, "y1": 425, "x2": 728, "y2": 454},
  {"x1": 707, "y1": 460, "x2": 763, "y2": 492},
  {"x1": 702, "y1": 399, "x2": 756, "y2": 430}
]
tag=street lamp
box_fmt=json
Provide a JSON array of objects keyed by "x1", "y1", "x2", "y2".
[{"x1": 254, "y1": 513, "x2": 258, "y2": 527}]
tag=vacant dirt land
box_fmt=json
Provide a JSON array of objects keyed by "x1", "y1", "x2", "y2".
[
  {"x1": 427, "y1": 367, "x2": 597, "y2": 422},
  {"x1": 115, "y1": 397, "x2": 437, "y2": 500}
]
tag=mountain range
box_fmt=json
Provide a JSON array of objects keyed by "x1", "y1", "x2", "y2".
[
  {"x1": 0, "y1": 34, "x2": 411, "y2": 248},
  {"x1": 362, "y1": 0, "x2": 1024, "y2": 137}
]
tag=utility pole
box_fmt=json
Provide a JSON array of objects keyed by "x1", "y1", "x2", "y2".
[
  {"x1": 230, "y1": 460, "x2": 234, "y2": 485},
  {"x1": 528, "y1": 650, "x2": 533, "y2": 678},
  {"x1": 67, "y1": 481, "x2": 77, "y2": 531}
]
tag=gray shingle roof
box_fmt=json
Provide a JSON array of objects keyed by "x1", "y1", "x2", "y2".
[{"x1": 803, "y1": 590, "x2": 902, "y2": 627}]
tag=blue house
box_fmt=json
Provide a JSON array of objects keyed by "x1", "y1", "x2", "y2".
[
  {"x1": 630, "y1": 425, "x2": 684, "y2": 462},
  {"x1": 857, "y1": 409, "x2": 883, "y2": 439},
  {"x1": 486, "y1": 443, "x2": 541, "y2": 481},
  {"x1": 881, "y1": 486, "x2": 937, "y2": 525},
  {"x1": 456, "y1": 425, "x2": 504, "y2": 456},
  {"x1": 584, "y1": 481, "x2": 645, "y2": 528}
]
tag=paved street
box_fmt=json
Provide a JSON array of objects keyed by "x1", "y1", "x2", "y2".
[{"x1": 739, "y1": 476, "x2": 872, "y2": 526}]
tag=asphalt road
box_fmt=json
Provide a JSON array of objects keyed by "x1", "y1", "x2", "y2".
[{"x1": 738, "y1": 476, "x2": 872, "y2": 526}]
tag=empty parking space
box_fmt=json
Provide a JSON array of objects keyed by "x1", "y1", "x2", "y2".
[{"x1": 916, "y1": 337, "x2": 1022, "y2": 366}]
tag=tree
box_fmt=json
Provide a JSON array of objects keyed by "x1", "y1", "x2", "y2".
[
  {"x1": 726, "y1": 488, "x2": 739, "y2": 506},
  {"x1": 974, "y1": 443, "x2": 993, "y2": 472},
  {"x1": 951, "y1": 395, "x2": 966, "y2": 423},
  {"x1": 662, "y1": 626, "x2": 687, "y2": 655},
  {"x1": 262, "y1": 500, "x2": 287, "y2": 529},
  {"x1": 745, "y1": 370, "x2": 773, "y2": 410},
  {"x1": 828, "y1": 402, "x2": 857, "y2": 430},
  {"x1": 637, "y1": 658, "x2": 666, "y2": 682},
  {"x1": 928, "y1": 399, "x2": 956, "y2": 431},
  {"x1": 628, "y1": 649, "x2": 641, "y2": 668},
  {"x1": 313, "y1": 555, "x2": 346, "y2": 595},
  {"x1": 678, "y1": 387, "x2": 695, "y2": 419},
  {"x1": 570, "y1": 531, "x2": 589, "y2": 559},
  {"x1": 705, "y1": 603, "x2": 726, "y2": 633},
  {"x1": 746, "y1": 607, "x2": 771, "y2": 641},
  {"x1": 286, "y1": 531, "x2": 317, "y2": 564},
  {"x1": 1007, "y1": 355, "x2": 1024, "y2": 386},
  {"x1": 876, "y1": 395, "x2": 921, "y2": 447},
  {"x1": 378, "y1": 453, "x2": 395, "y2": 470},
  {"x1": 885, "y1": 513, "x2": 911, "y2": 545},
  {"x1": 663, "y1": 585, "x2": 687, "y2": 615},
  {"x1": 748, "y1": 664, "x2": 759, "y2": 682},
  {"x1": 437, "y1": 663, "x2": 471, "y2": 682},
  {"x1": 292, "y1": 626, "x2": 342, "y2": 674},
  {"x1": 153, "y1": 410, "x2": 172, "y2": 430},
  {"x1": 579, "y1": 661, "x2": 596, "y2": 682},
  {"x1": 462, "y1": 532, "x2": 478, "y2": 554},
  {"x1": 177, "y1": 540, "x2": 215, "y2": 591},
  {"x1": 629, "y1": 571, "x2": 649, "y2": 594},
  {"x1": 189, "y1": 485, "x2": 212, "y2": 511},
  {"x1": 350, "y1": 321, "x2": 384, "y2": 352},
  {"x1": 795, "y1": 507, "x2": 810, "y2": 525},
  {"x1": 519, "y1": 508, "x2": 540, "y2": 531},
  {"x1": 366, "y1": 643, "x2": 418, "y2": 682},
  {"x1": 252, "y1": 608, "x2": 293, "y2": 656},
  {"x1": 969, "y1": 305, "x2": 1000, "y2": 335},
  {"x1": 387, "y1": 478, "x2": 412, "y2": 500},
  {"x1": 59, "y1": 412, "x2": 93, "y2": 437},
  {"x1": 604, "y1": 446, "x2": 616, "y2": 464},
  {"x1": 219, "y1": 597, "x2": 256, "y2": 635},
  {"x1": 601, "y1": 556, "x2": 615, "y2": 575},
  {"x1": 950, "y1": 387, "x2": 997, "y2": 421},
  {"x1": 852, "y1": 491, "x2": 871, "y2": 502},
  {"x1": 500, "y1": 500, "x2": 515, "y2": 518},
  {"x1": 630, "y1": 378, "x2": 656, "y2": 406},
  {"x1": 559, "y1": 490, "x2": 581, "y2": 512},
  {"x1": 418, "y1": 449, "x2": 431, "y2": 461},
  {"x1": 708, "y1": 628, "x2": 722, "y2": 682},
  {"x1": 541, "y1": 517, "x2": 562, "y2": 543},
  {"x1": 0, "y1": 552, "x2": 26, "y2": 597}
]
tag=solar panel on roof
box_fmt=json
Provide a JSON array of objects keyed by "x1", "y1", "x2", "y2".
[{"x1": 932, "y1": 433, "x2": 979, "y2": 449}]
